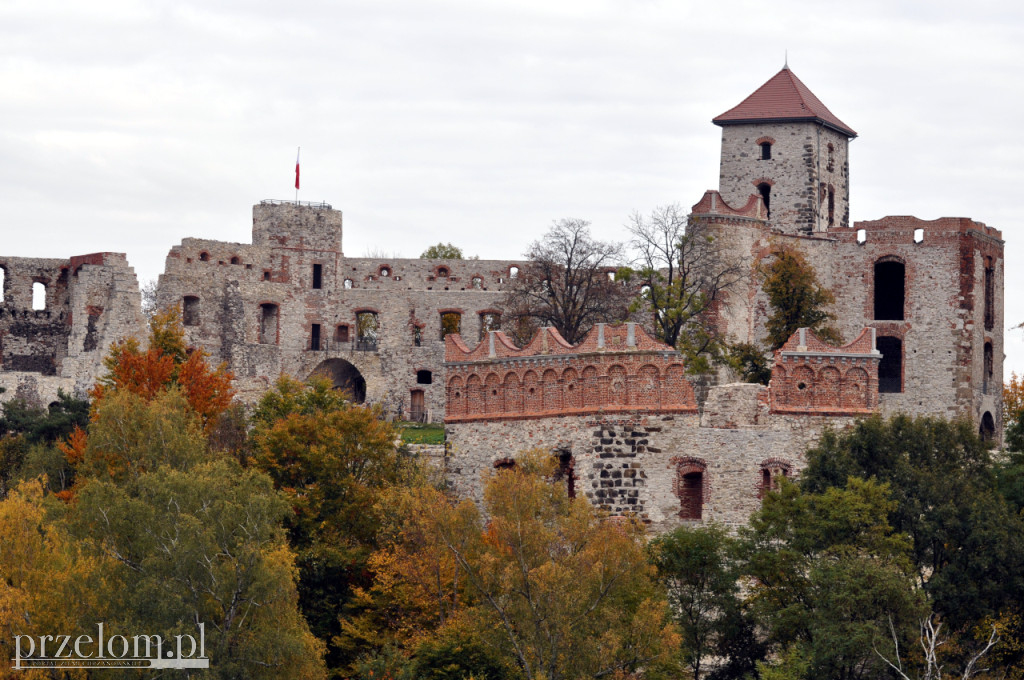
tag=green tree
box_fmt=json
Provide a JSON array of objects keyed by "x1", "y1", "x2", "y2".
[
  {"x1": 761, "y1": 246, "x2": 841, "y2": 350},
  {"x1": 649, "y1": 524, "x2": 759, "y2": 680},
  {"x1": 420, "y1": 243, "x2": 465, "y2": 259},
  {"x1": 801, "y1": 415, "x2": 1024, "y2": 635},
  {"x1": 739, "y1": 477, "x2": 926, "y2": 680},
  {"x1": 620, "y1": 205, "x2": 746, "y2": 372},
  {"x1": 250, "y1": 376, "x2": 409, "y2": 672}
]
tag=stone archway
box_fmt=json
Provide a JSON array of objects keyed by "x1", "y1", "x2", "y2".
[{"x1": 309, "y1": 358, "x2": 366, "y2": 403}]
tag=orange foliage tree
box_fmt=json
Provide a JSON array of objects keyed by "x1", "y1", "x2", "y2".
[{"x1": 91, "y1": 308, "x2": 233, "y2": 433}]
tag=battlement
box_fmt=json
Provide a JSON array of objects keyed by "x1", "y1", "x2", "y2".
[
  {"x1": 252, "y1": 201, "x2": 344, "y2": 253},
  {"x1": 770, "y1": 327, "x2": 881, "y2": 415},
  {"x1": 690, "y1": 190, "x2": 767, "y2": 222},
  {"x1": 444, "y1": 323, "x2": 697, "y2": 422}
]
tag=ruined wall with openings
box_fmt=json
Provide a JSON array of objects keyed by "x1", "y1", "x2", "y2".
[
  {"x1": 0, "y1": 253, "x2": 144, "y2": 405},
  {"x1": 156, "y1": 201, "x2": 523, "y2": 420}
]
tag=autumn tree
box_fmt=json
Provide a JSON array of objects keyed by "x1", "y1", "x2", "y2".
[
  {"x1": 353, "y1": 450, "x2": 679, "y2": 679},
  {"x1": 502, "y1": 219, "x2": 631, "y2": 345},
  {"x1": 619, "y1": 205, "x2": 746, "y2": 372},
  {"x1": 250, "y1": 376, "x2": 410, "y2": 672},
  {"x1": 93, "y1": 307, "x2": 233, "y2": 434},
  {"x1": 761, "y1": 246, "x2": 841, "y2": 350}
]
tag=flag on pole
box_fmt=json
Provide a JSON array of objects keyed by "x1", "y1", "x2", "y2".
[{"x1": 295, "y1": 147, "x2": 301, "y2": 190}]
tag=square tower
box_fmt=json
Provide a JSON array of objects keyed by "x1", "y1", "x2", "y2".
[{"x1": 714, "y1": 67, "x2": 856, "y2": 235}]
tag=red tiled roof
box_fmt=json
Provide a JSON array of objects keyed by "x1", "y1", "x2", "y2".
[{"x1": 713, "y1": 67, "x2": 856, "y2": 138}]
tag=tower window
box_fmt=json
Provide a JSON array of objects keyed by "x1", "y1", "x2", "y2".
[
  {"x1": 183, "y1": 296, "x2": 200, "y2": 326},
  {"x1": 335, "y1": 325, "x2": 349, "y2": 343},
  {"x1": 827, "y1": 185, "x2": 835, "y2": 227},
  {"x1": 874, "y1": 260, "x2": 905, "y2": 321},
  {"x1": 312, "y1": 263, "x2": 322, "y2": 289},
  {"x1": 259, "y1": 304, "x2": 279, "y2": 344},
  {"x1": 417, "y1": 370, "x2": 433, "y2": 385},
  {"x1": 757, "y1": 183, "x2": 771, "y2": 218},
  {"x1": 760, "y1": 142, "x2": 772, "y2": 160},
  {"x1": 310, "y1": 324, "x2": 321, "y2": 350},
  {"x1": 984, "y1": 341, "x2": 994, "y2": 394},
  {"x1": 877, "y1": 336, "x2": 903, "y2": 393},
  {"x1": 826, "y1": 143, "x2": 835, "y2": 172},
  {"x1": 984, "y1": 258, "x2": 995, "y2": 331}
]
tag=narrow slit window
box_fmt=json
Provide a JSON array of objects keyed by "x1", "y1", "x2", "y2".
[
  {"x1": 984, "y1": 259, "x2": 995, "y2": 331},
  {"x1": 827, "y1": 185, "x2": 835, "y2": 227},
  {"x1": 760, "y1": 142, "x2": 772, "y2": 160},
  {"x1": 310, "y1": 324, "x2": 321, "y2": 350},
  {"x1": 312, "y1": 264, "x2": 322, "y2": 289},
  {"x1": 0, "y1": 267, "x2": 6, "y2": 303}
]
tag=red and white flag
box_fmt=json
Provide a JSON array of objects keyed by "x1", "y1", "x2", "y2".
[{"x1": 294, "y1": 147, "x2": 301, "y2": 190}]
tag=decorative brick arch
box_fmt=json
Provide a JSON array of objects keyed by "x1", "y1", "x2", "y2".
[
  {"x1": 447, "y1": 376, "x2": 465, "y2": 417},
  {"x1": 563, "y1": 367, "x2": 581, "y2": 409},
  {"x1": 465, "y1": 374, "x2": 483, "y2": 415},
  {"x1": 755, "y1": 136, "x2": 776, "y2": 146},
  {"x1": 582, "y1": 365, "x2": 600, "y2": 407},
  {"x1": 608, "y1": 364, "x2": 628, "y2": 406},
  {"x1": 842, "y1": 367, "x2": 869, "y2": 408},
  {"x1": 637, "y1": 364, "x2": 660, "y2": 410},
  {"x1": 523, "y1": 370, "x2": 540, "y2": 413},
  {"x1": 484, "y1": 373, "x2": 501, "y2": 414},
  {"x1": 671, "y1": 456, "x2": 709, "y2": 521},
  {"x1": 791, "y1": 365, "x2": 815, "y2": 408},
  {"x1": 542, "y1": 368, "x2": 561, "y2": 412},
  {"x1": 751, "y1": 177, "x2": 775, "y2": 187},
  {"x1": 503, "y1": 372, "x2": 522, "y2": 413},
  {"x1": 818, "y1": 366, "x2": 841, "y2": 406}
]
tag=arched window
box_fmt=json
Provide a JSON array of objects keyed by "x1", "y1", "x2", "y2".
[
  {"x1": 509, "y1": 266, "x2": 519, "y2": 278},
  {"x1": 759, "y1": 460, "x2": 792, "y2": 499},
  {"x1": 874, "y1": 260, "x2": 905, "y2": 321},
  {"x1": 230, "y1": 256, "x2": 241, "y2": 265},
  {"x1": 980, "y1": 411, "x2": 995, "y2": 443},
  {"x1": 471, "y1": 276, "x2": 483, "y2": 289},
  {"x1": 344, "y1": 278, "x2": 353, "y2": 289},
  {"x1": 182, "y1": 296, "x2": 200, "y2": 326},
  {"x1": 199, "y1": 252, "x2": 210, "y2": 262},
  {"x1": 673, "y1": 458, "x2": 707, "y2": 521},
  {"x1": 878, "y1": 336, "x2": 903, "y2": 393},
  {"x1": 436, "y1": 266, "x2": 450, "y2": 278},
  {"x1": 760, "y1": 142, "x2": 772, "y2": 160},
  {"x1": 378, "y1": 265, "x2": 391, "y2": 277},
  {"x1": 757, "y1": 183, "x2": 771, "y2": 218},
  {"x1": 32, "y1": 282, "x2": 46, "y2": 311}
]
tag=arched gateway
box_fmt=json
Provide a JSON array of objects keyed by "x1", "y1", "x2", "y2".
[{"x1": 309, "y1": 359, "x2": 366, "y2": 403}]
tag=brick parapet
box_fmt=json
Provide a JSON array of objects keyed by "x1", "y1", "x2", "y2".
[{"x1": 770, "y1": 327, "x2": 881, "y2": 414}]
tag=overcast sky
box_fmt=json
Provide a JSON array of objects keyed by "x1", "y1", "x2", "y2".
[{"x1": 3, "y1": 0, "x2": 1023, "y2": 373}]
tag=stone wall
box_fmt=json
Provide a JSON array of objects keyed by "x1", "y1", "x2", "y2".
[
  {"x1": 0, "y1": 252, "x2": 144, "y2": 405},
  {"x1": 445, "y1": 390, "x2": 857, "y2": 530},
  {"x1": 156, "y1": 201, "x2": 523, "y2": 420},
  {"x1": 718, "y1": 122, "x2": 850, "y2": 235}
]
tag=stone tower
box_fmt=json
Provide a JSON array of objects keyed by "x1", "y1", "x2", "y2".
[{"x1": 713, "y1": 66, "x2": 856, "y2": 235}]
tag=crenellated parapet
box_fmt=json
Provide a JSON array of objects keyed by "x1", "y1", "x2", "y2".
[
  {"x1": 770, "y1": 327, "x2": 881, "y2": 415},
  {"x1": 444, "y1": 323, "x2": 698, "y2": 422}
]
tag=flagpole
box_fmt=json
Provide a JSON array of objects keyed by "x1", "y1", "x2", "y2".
[{"x1": 295, "y1": 147, "x2": 301, "y2": 204}]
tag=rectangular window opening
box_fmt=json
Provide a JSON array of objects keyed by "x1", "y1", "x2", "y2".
[{"x1": 312, "y1": 263, "x2": 322, "y2": 289}]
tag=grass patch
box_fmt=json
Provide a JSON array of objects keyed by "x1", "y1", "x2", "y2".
[{"x1": 396, "y1": 422, "x2": 445, "y2": 445}]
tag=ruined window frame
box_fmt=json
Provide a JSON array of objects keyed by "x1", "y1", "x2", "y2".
[{"x1": 182, "y1": 296, "x2": 200, "y2": 326}]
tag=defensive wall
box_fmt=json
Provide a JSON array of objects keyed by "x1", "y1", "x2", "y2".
[{"x1": 444, "y1": 324, "x2": 881, "y2": 530}]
